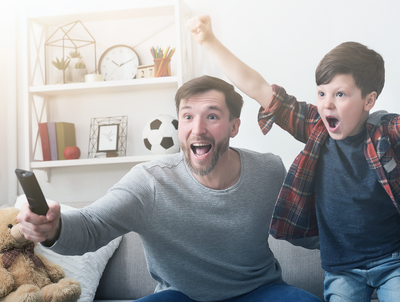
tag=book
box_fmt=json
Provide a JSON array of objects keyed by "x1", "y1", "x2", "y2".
[
  {"x1": 55, "y1": 122, "x2": 76, "y2": 160},
  {"x1": 38, "y1": 123, "x2": 51, "y2": 161},
  {"x1": 47, "y1": 122, "x2": 58, "y2": 160}
]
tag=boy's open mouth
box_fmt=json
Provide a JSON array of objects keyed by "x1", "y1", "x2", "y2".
[
  {"x1": 191, "y1": 143, "x2": 212, "y2": 157},
  {"x1": 326, "y1": 116, "x2": 339, "y2": 129}
]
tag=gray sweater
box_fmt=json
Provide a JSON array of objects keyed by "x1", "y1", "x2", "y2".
[{"x1": 52, "y1": 148, "x2": 286, "y2": 301}]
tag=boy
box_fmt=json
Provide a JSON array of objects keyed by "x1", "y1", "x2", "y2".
[{"x1": 188, "y1": 15, "x2": 400, "y2": 301}]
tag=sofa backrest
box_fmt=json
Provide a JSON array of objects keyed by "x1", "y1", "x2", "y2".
[
  {"x1": 268, "y1": 237, "x2": 325, "y2": 299},
  {"x1": 95, "y1": 232, "x2": 326, "y2": 300},
  {"x1": 95, "y1": 232, "x2": 157, "y2": 300}
]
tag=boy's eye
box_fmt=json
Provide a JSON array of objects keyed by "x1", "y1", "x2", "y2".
[
  {"x1": 318, "y1": 91, "x2": 325, "y2": 97},
  {"x1": 336, "y1": 92, "x2": 345, "y2": 97}
]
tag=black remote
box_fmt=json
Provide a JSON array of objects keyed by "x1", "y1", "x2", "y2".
[{"x1": 15, "y1": 169, "x2": 49, "y2": 216}]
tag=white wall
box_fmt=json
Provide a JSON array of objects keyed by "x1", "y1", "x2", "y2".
[
  {"x1": 9, "y1": 0, "x2": 400, "y2": 204},
  {"x1": 0, "y1": 4, "x2": 17, "y2": 205},
  {"x1": 185, "y1": 0, "x2": 400, "y2": 170}
]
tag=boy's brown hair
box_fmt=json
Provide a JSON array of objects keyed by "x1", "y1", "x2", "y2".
[
  {"x1": 315, "y1": 41, "x2": 385, "y2": 99},
  {"x1": 175, "y1": 75, "x2": 243, "y2": 120}
]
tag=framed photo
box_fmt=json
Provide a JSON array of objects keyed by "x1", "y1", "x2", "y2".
[
  {"x1": 88, "y1": 116, "x2": 128, "y2": 158},
  {"x1": 97, "y1": 124, "x2": 119, "y2": 152}
]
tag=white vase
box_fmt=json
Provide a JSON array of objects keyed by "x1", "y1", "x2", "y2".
[
  {"x1": 54, "y1": 69, "x2": 66, "y2": 84},
  {"x1": 72, "y1": 69, "x2": 87, "y2": 82},
  {"x1": 66, "y1": 58, "x2": 80, "y2": 82}
]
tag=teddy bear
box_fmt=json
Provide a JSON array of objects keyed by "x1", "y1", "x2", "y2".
[{"x1": 0, "y1": 206, "x2": 81, "y2": 302}]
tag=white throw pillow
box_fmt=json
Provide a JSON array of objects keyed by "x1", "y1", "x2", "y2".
[{"x1": 15, "y1": 195, "x2": 122, "y2": 302}]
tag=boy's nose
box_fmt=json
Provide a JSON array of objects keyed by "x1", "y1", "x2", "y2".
[{"x1": 323, "y1": 97, "x2": 335, "y2": 109}]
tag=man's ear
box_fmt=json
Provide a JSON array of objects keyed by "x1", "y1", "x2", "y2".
[
  {"x1": 230, "y1": 118, "x2": 241, "y2": 138},
  {"x1": 364, "y1": 91, "x2": 377, "y2": 111}
]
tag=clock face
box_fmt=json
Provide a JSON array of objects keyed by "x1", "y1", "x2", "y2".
[{"x1": 99, "y1": 45, "x2": 140, "y2": 81}]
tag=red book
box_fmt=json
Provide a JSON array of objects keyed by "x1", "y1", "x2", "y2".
[{"x1": 38, "y1": 123, "x2": 51, "y2": 161}]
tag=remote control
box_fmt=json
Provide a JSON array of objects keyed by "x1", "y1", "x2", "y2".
[{"x1": 15, "y1": 169, "x2": 49, "y2": 216}]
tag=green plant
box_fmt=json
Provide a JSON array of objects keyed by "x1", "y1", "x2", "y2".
[
  {"x1": 75, "y1": 62, "x2": 86, "y2": 69},
  {"x1": 68, "y1": 50, "x2": 82, "y2": 59},
  {"x1": 52, "y1": 57, "x2": 70, "y2": 70}
]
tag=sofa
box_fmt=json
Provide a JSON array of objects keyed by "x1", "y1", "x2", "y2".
[
  {"x1": 13, "y1": 196, "x2": 378, "y2": 302},
  {"x1": 94, "y1": 231, "x2": 379, "y2": 302}
]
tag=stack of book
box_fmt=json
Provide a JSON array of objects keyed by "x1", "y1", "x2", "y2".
[{"x1": 38, "y1": 122, "x2": 76, "y2": 161}]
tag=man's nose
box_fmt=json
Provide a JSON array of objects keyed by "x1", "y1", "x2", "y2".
[{"x1": 191, "y1": 117, "x2": 207, "y2": 136}]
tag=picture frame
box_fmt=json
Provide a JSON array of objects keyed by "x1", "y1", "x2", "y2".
[
  {"x1": 97, "y1": 124, "x2": 119, "y2": 152},
  {"x1": 88, "y1": 116, "x2": 128, "y2": 158}
]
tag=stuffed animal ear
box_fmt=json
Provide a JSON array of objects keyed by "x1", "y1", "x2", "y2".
[{"x1": 0, "y1": 204, "x2": 14, "y2": 210}]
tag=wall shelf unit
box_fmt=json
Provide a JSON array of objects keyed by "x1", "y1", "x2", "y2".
[{"x1": 22, "y1": 0, "x2": 193, "y2": 184}]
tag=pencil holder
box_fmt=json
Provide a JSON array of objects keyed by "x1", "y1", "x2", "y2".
[{"x1": 154, "y1": 58, "x2": 171, "y2": 77}]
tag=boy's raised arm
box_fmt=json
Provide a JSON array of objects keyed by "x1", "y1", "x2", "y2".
[{"x1": 187, "y1": 15, "x2": 273, "y2": 109}]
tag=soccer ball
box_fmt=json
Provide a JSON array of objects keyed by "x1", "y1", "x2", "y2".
[{"x1": 142, "y1": 114, "x2": 179, "y2": 154}]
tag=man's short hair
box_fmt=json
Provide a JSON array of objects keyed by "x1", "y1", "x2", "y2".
[
  {"x1": 315, "y1": 41, "x2": 385, "y2": 99},
  {"x1": 175, "y1": 75, "x2": 243, "y2": 120}
]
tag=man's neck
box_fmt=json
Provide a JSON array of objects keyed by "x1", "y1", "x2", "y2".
[{"x1": 193, "y1": 148, "x2": 241, "y2": 190}]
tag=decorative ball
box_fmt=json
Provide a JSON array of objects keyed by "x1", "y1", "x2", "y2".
[
  {"x1": 64, "y1": 146, "x2": 81, "y2": 160},
  {"x1": 142, "y1": 114, "x2": 179, "y2": 154}
]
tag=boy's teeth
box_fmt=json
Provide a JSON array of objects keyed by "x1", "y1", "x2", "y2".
[{"x1": 327, "y1": 117, "x2": 339, "y2": 128}]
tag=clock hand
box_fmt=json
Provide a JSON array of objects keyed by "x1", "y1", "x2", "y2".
[
  {"x1": 112, "y1": 60, "x2": 120, "y2": 67},
  {"x1": 120, "y1": 58, "x2": 134, "y2": 67},
  {"x1": 108, "y1": 66, "x2": 121, "y2": 77}
]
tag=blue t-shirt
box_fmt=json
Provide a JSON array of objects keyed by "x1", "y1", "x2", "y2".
[{"x1": 315, "y1": 128, "x2": 400, "y2": 272}]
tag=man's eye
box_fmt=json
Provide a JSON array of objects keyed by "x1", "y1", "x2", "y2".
[
  {"x1": 184, "y1": 115, "x2": 192, "y2": 120},
  {"x1": 208, "y1": 115, "x2": 217, "y2": 120}
]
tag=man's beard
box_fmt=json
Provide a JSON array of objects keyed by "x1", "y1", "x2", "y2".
[{"x1": 183, "y1": 135, "x2": 230, "y2": 176}]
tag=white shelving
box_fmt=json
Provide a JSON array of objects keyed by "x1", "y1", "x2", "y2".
[
  {"x1": 22, "y1": 0, "x2": 192, "y2": 179},
  {"x1": 29, "y1": 76, "x2": 180, "y2": 97}
]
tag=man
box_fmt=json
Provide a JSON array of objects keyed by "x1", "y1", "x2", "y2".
[{"x1": 18, "y1": 76, "x2": 321, "y2": 301}]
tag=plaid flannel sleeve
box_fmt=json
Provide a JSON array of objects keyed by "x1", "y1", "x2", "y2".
[{"x1": 258, "y1": 85, "x2": 320, "y2": 143}]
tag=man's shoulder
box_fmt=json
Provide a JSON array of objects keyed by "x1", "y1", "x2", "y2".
[
  {"x1": 140, "y1": 152, "x2": 184, "y2": 170},
  {"x1": 235, "y1": 148, "x2": 285, "y2": 170}
]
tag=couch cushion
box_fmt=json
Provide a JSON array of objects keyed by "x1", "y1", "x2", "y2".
[
  {"x1": 95, "y1": 232, "x2": 157, "y2": 300},
  {"x1": 268, "y1": 237, "x2": 325, "y2": 300}
]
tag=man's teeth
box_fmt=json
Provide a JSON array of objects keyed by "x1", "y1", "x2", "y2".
[{"x1": 191, "y1": 143, "x2": 211, "y2": 156}]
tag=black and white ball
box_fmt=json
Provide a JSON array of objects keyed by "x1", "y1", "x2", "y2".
[{"x1": 142, "y1": 114, "x2": 179, "y2": 154}]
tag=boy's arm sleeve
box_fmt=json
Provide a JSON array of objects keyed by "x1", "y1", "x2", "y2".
[{"x1": 258, "y1": 85, "x2": 320, "y2": 144}]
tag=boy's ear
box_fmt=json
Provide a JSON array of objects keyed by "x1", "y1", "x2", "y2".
[{"x1": 364, "y1": 91, "x2": 377, "y2": 111}]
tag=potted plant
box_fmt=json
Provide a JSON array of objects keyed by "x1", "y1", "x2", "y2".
[
  {"x1": 52, "y1": 57, "x2": 70, "y2": 84},
  {"x1": 72, "y1": 61, "x2": 87, "y2": 82},
  {"x1": 67, "y1": 50, "x2": 87, "y2": 82}
]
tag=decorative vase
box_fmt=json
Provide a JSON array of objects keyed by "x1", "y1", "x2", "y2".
[
  {"x1": 72, "y1": 68, "x2": 87, "y2": 82},
  {"x1": 66, "y1": 57, "x2": 80, "y2": 82},
  {"x1": 54, "y1": 69, "x2": 66, "y2": 84}
]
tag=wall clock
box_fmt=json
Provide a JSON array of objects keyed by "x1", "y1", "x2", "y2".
[{"x1": 98, "y1": 45, "x2": 140, "y2": 81}]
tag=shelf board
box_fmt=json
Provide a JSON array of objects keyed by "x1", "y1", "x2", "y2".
[
  {"x1": 29, "y1": 76, "x2": 179, "y2": 96},
  {"x1": 28, "y1": 1, "x2": 178, "y2": 25},
  {"x1": 31, "y1": 154, "x2": 166, "y2": 169}
]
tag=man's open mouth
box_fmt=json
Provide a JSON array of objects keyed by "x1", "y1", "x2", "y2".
[
  {"x1": 326, "y1": 116, "x2": 339, "y2": 129},
  {"x1": 191, "y1": 143, "x2": 212, "y2": 156}
]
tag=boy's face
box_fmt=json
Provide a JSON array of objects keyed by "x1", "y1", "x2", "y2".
[
  {"x1": 316, "y1": 74, "x2": 376, "y2": 140},
  {"x1": 177, "y1": 89, "x2": 240, "y2": 176}
]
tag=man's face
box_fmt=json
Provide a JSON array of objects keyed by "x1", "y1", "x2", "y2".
[
  {"x1": 178, "y1": 90, "x2": 239, "y2": 176},
  {"x1": 316, "y1": 74, "x2": 375, "y2": 140}
]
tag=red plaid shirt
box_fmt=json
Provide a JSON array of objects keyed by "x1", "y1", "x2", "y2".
[{"x1": 259, "y1": 85, "x2": 400, "y2": 240}]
